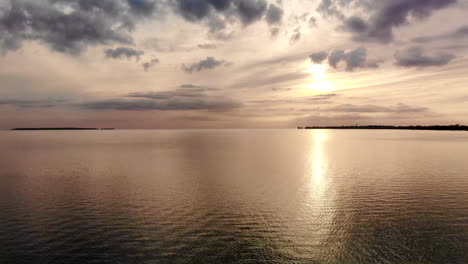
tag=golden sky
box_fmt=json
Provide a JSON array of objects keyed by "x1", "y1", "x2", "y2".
[{"x1": 1, "y1": 0, "x2": 468, "y2": 128}]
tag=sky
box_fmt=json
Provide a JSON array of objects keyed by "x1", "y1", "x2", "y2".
[{"x1": 1, "y1": 0, "x2": 468, "y2": 129}]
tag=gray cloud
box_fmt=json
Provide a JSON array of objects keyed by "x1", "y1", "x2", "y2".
[
  {"x1": 309, "y1": 51, "x2": 328, "y2": 63},
  {"x1": 81, "y1": 84, "x2": 240, "y2": 111},
  {"x1": 0, "y1": 0, "x2": 140, "y2": 55},
  {"x1": 183, "y1": 57, "x2": 227, "y2": 73},
  {"x1": 308, "y1": 16, "x2": 317, "y2": 27},
  {"x1": 142, "y1": 37, "x2": 194, "y2": 53},
  {"x1": 265, "y1": 3, "x2": 283, "y2": 25},
  {"x1": 0, "y1": 0, "x2": 280, "y2": 55},
  {"x1": 328, "y1": 50, "x2": 346, "y2": 68},
  {"x1": 235, "y1": 0, "x2": 269, "y2": 24},
  {"x1": 395, "y1": 46, "x2": 455, "y2": 67},
  {"x1": 270, "y1": 27, "x2": 280, "y2": 37},
  {"x1": 308, "y1": 93, "x2": 338, "y2": 102},
  {"x1": 82, "y1": 99, "x2": 240, "y2": 111},
  {"x1": 413, "y1": 25, "x2": 468, "y2": 43},
  {"x1": 324, "y1": 47, "x2": 377, "y2": 71},
  {"x1": 321, "y1": 0, "x2": 458, "y2": 43},
  {"x1": 128, "y1": 84, "x2": 219, "y2": 99},
  {"x1": 316, "y1": 0, "x2": 349, "y2": 20},
  {"x1": 289, "y1": 28, "x2": 301, "y2": 45},
  {"x1": 342, "y1": 16, "x2": 368, "y2": 33},
  {"x1": 198, "y1": 43, "x2": 217, "y2": 49},
  {"x1": 0, "y1": 98, "x2": 69, "y2": 108},
  {"x1": 142, "y1": 58, "x2": 160, "y2": 71},
  {"x1": 105, "y1": 47, "x2": 144, "y2": 60},
  {"x1": 327, "y1": 103, "x2": 428, "y2": 113},
  {"x1": 174, "y1": 0, "x2": 277, "y2": 33}
]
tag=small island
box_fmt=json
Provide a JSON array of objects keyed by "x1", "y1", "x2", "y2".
[
  {"x1": 12, "y1": 127, "x2": 115, "y2": 131},
  {"x1": 298, "y1": 125, "x2": 468, "y2": 131}
]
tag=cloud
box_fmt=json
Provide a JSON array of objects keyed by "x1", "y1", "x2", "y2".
[
  {"x1": 265, "y1": 3, "x2": 283, "y2": 25},
  {"x1": 0, "y1": 0, "x2": 138, "y2": 55},
  {"x1": 81, "y1": 84, "x2": 240, "y2": 111},
  {"x1": 250, "y1": 93, "x2": 337, "y2": 105},
  {"x1": 128, "y1": 84, "x2": 218, "y2": 99},
  {"x1": 322, "y1": 0, "x2": 458, "y2": 43},
  {"x1": 413, "y1": 25, "x2": 468, "y2": 43},
  {"x1": 309, "y1": 51, "x2": 328, "y2": 63},
  {"x1": 307, "y1": 93, "x2": 337, "y2": 102},
  {"x1": 394, "y1": 46, "x2": 455, "y2": 67},
  {"x1": 0, "y1": 0, "x2": 281, "y2": 55},
  {"x1": 198, "y1": 43, "x2": 217, "y2": 49},
  {"x1": 326, "y1": 103, "x2": 428, "y2": 113},
  {"x1": 270, "y1": 27, "x2": 280, "y2": 37},
  {"x1": 316, "y1": 0, "x2": 348, "y2": 20},
  {"x1": 342, "y1": 16, "x2": 368, "y2": 33},
  {"x1": 173, "y1": 0, "x2": 278, "y2": 32},
  {"x1": 142, "y1": 58, "x2": 160, "y2": 71},
  {"x1": 319, "y1": 47, "x2": 377, "y2": 71},
  {"x1": 289, "y1": 28, "x2": 301, "y2": 45},
  {"x1": 82, "y1": 99, "x2": 240, "y2": 111},
  {"x1": 105, "y1": 47, "x2": 144, "y2": 60},
  {"x1": 308, "y1": 16, "x2": 317, "y2": 27},
  {"x1": 231, "y1": 71, "x2": 309, "y2": 89},
  {"x1": 0, "y1": 98, "x2": 69, "y2": 108},
  {"x1": 235, "y1": 0, "x2": 269, "y2": 25},
  {"x1": 183, "y1": 57, "x2": 227, "y2": 73}
]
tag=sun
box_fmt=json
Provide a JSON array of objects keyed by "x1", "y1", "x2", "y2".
[
  {"x1": 308, "y1": 64, "x2": 327, "y2": 80},
  {"x1": 307, "y1": 64, "x2": 335, "y2": 92}
]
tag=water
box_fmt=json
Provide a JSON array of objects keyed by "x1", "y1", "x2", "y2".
[{"x1": 0, "y1": 129, "x2": 467, "y2": 264}]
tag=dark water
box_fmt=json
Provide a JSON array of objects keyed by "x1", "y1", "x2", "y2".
[{"x1": 0, "y1": 129, "x2": 467, "y2": 264}]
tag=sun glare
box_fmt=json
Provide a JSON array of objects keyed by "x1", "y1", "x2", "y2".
[
  {"x1": 308, "y1": 64, "x2": 327, "y2": 80},
  {"x1": 307, "y1": 64, "x2": 335, "y2": 92}
]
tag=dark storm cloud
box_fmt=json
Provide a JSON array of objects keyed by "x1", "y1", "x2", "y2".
[
  {"x1": 183, "y1": 57, "x2": 227, "y2": 73},
  {"x1": 327, "y1": 103, "x2": 428, "y2": 113},
  {"x1": 173, "y1": 0, "x2": 279, "y2": 32},
  {"x1": 0, "y1": 0, "x2": 280, "y2": 55},
  {"x1": 0, "y1": 0, "x2": 139, "y2": 55},
  {"x1": 142, "y1": 58, "x2": 160, "y2": 71},
  {"x1": 394, "y1": 46, "x2": 455, "y2": 67},
  {"x1": 309, "y1": 51, "x2": 328, "y2": 63},
  {"x1": 0, "y1": 98, "x2": 69, "y2": 108},
  {"x1": 235, "y1": 0, "x2": 269, "y2": 24},
  {"x1": 105, "y1": 47, "x2": 144, "y2": 60},
  {"x1": 318, "y1": 0, "x2": 458, "y2": 43},
  {"x1": 265, "y1": 3, "x2": 283, "y2": 25},
  {"x1": 413, "y1": 25, "x2": 468, "y2": 43},
  {"x1": 322, "y1": 47, "x2": 377, "y2": 71},
  {"x1": 81, "y1": 84, "x2": 240, "y2": 111}
]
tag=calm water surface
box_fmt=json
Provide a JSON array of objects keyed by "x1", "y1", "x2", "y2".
[{"x1": 0, "y1": 129, "x2": 467, "y2": 264}]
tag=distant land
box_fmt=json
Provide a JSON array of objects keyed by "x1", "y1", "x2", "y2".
[
  {"x1": 298, "y1": 125, "x2": 468, "y2": 131},
  {"x1": 11, "y1": 128, "x2": 115, "y2": 131}
]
